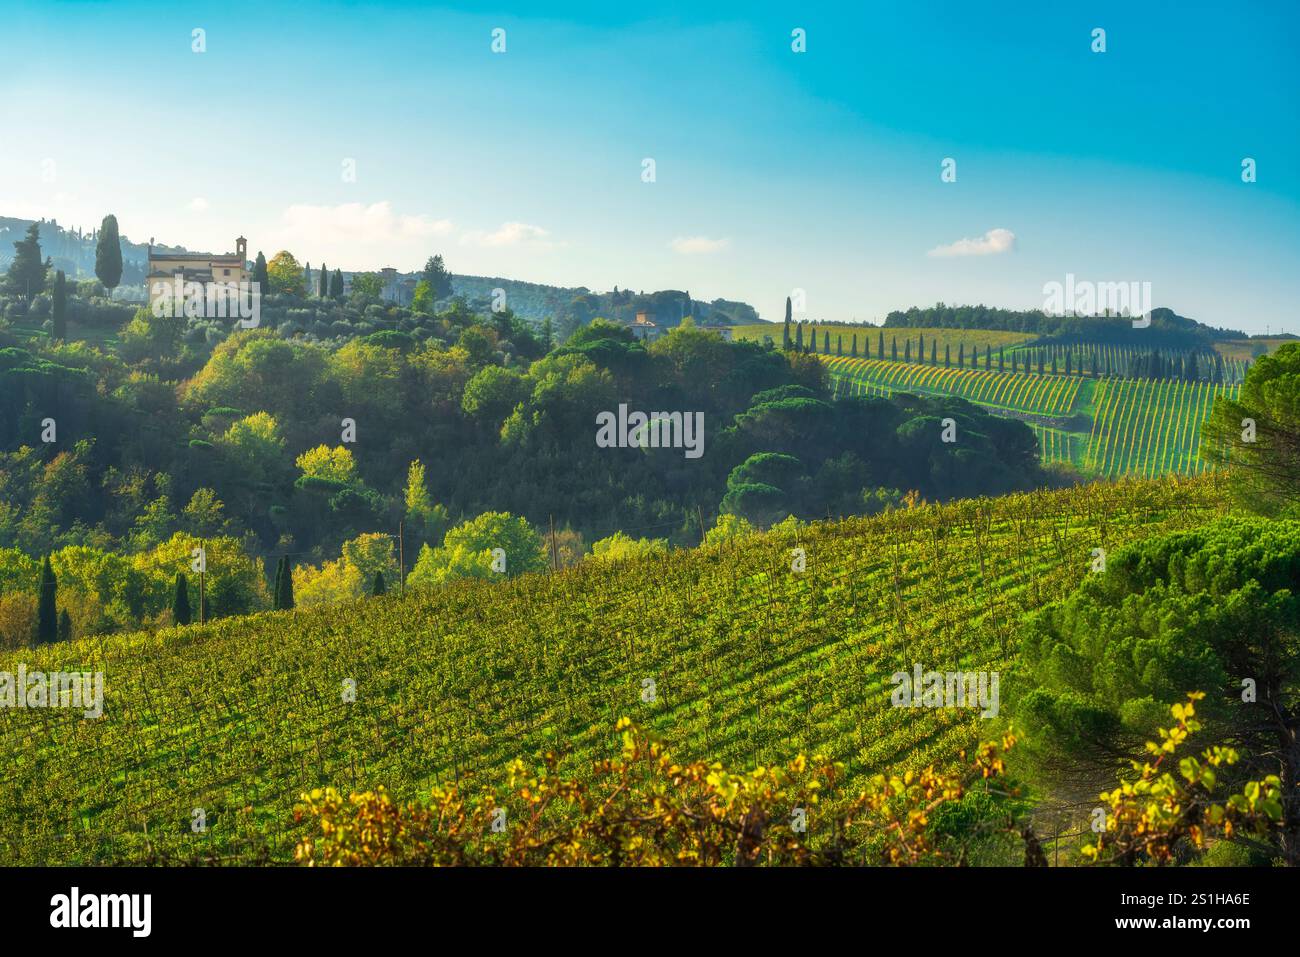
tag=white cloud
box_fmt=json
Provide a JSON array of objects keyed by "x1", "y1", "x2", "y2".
[
  {"x1": 669, "y1": 235, "x2": 730, "y2": 255},
  {"x1": 276, "y1": 201, "x2": 453, "y2": 245},
  {"x1": 926, "y1": 228, "x2": 1016, "y2": 258},
  {"x1": 188, "y1": 197, "x2": 210, "y2": 212},
  {"x1": 460, "y1": 221, "x2": 557, "y2": 248}
]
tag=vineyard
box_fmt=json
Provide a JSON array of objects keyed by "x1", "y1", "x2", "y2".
[
  {"x1": 824, "y1": 355, "x2": 1085, "y2": 417},
  {"x1": 1085, "y1": 377, "x2": 1238, "y2": 477},
  {"x1": 0, "y1": 476, "x2": 1228, "y2": 864},
  {"x1": 1031, "y1": 425, "x2": 1084, "y2": 468},
  {"x1": 737, "y1": 323, "x2": 1257, "y2": 384},
  {"x1": 823, "y1": 356, "x2": 1240, "y2": 478}
]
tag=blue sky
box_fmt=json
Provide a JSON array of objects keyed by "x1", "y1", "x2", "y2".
[{"x1": 2, "y1": 0, "x2": 1296, "y2": 332}]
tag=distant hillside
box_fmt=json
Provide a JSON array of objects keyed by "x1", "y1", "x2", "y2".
[
  {"x1": 0, "y1": 216, "x2": 152, "y2": 287},
  {"x1": 2, "y1": 214, "x2": 761, "y2": 328},
  {"x1": 0, "y1": 475, "x2": 1224, "y2": 863},
  {"x1": 450, "y1": 275, "x2": 760, "y2": 327}
]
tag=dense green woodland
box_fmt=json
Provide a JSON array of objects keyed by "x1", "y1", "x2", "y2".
[{"x1": 1, "y1": 224, "x2": 1054, "y2": 642}]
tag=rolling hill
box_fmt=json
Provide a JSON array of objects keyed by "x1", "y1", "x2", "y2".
[
  {"x1": 823, "y1": 355, "x2": 1241, "y2": 478},
  {"x1": 0, "y1": 475, "x2": 1226, "y2": 864}
]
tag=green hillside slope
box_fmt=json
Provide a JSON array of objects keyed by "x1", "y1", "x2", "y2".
[
  {"x1": 0, "y1": 476, "x2": 1227, "y2": 864},
  {"x1": 823, "y1": 355, "x2": 1241, "y2": 477}
]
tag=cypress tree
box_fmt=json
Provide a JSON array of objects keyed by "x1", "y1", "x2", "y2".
[
  {"x1": 930, "y1": 340, "x2": 937, "y2": 364},
  {"x1": 318, "y1": 261, "x2": 329, "y2": 297},
  {"x1": 273, "y1": 556, "x2": 285, "y2": 609},
  {"x1": 958, "y1": 343, "x2": 965, "y2": 367},
  {"x1": 783, "y1": 296, "x2": 792, "y2": 349},
  {"x1": 944, "y1": 344, "x2": 950, "y2": 367},
  {"x1": 372, "y1": 571, "x2": 387, "y2": 596},
  {"x1": 330, "y1": 268, "x2": 344, "y2": 299},
  {"x1": 172, "y1": 572, "x2": 192, "y2": 626},
  {"x1": 891, "y1": 337, "x2": 897, "y2": 361},
  {"x1": 52, "y1": 269, "x2": 67, "y2": 340},
  {"x1": 94, "y1": 214, "x2": 123, "y2": 289},
  {"x1": 836, "y1": 334, "x2": 842, "y2": 355},
  {"x1": 272, "y1": 557, "x2": 285, "y2": 610},
  {"x1": 878, "y1": 330, "x2": 885, "y2": 360},
  {"x1": 795, "y1": 322, "x2": 803, "y2": 351},
  {"x1": 998, "y1": 348, "x2": 1004, "y2": 372},
  {"x1": 252, "y1": 251, "x2": 269, "y2": 292},
  {"x1": 850, "y1": 334, "x2": 858, "y2": 357},
  {"x1": 823, "y1": 331, "x2": 829, "y2": 353},
  {"x1": 58, "y1": 609, "x2": 72, "y2": 643},
  {"x1": 984, "y1": 345, "x2": 991, "y2": 370},
  {"x1": 3, "y1": 222, "x2": 48, "y2": 302},
  {"x1": 1051, "y1": 354, "x2": 1058, "y2": 375},
  {"x1": 36, "y1": 556, "x2": 57, "y2": 644},
  {"x1": 1064, "y1": 351, "x2": 1072, "y2": 375},
  {"x1": 904, "y1": 339, "x2": 911, "y2": 362},
  {"x1": 280, "y1": 556, "x2": 295, "y2": 610},
  {"x1": 917, "y1": 333, "x2": 925, "y2": 363}
]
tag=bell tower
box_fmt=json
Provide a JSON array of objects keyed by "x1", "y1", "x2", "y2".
[{"x1": 236, "y1": 236, "x2": 247, "y2": 263}]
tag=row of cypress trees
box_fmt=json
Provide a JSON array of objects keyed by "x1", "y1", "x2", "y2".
[
  {"x1": 314, "y1": 262, "x2": 345, "y2": 298},
  {"x1": 779, "y1": 312, "x2": 1232, "y2": 384}
]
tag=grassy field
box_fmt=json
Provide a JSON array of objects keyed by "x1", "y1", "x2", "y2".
[
  {"x1": 823, "y1": 355, "x2": 1240, "y2": 477},
  {"x1": 1213, "y1": 337, "x2": 1297, "y2": 363},
  {"x1": 731, "y1": 323, "x2": 1034, "y2": 357},
  {"x1": 0, "y1": 476, "x2": 1226, "y2": 864}
]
